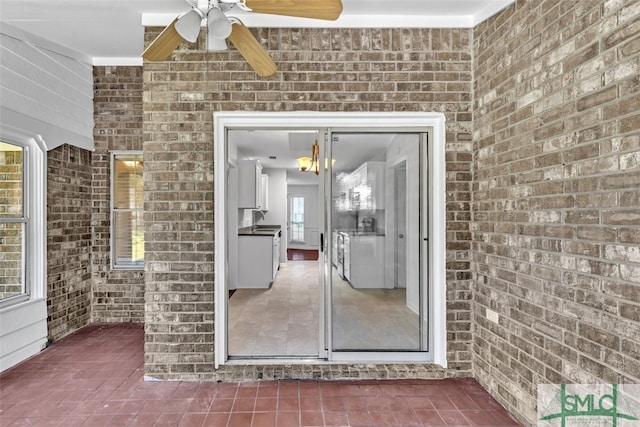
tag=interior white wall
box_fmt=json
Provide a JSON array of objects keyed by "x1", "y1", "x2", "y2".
[
  {"x1": 226, "y1": 142, "x2": 239, "y2": 290},
  {"x1": 259, "y1": 168, "x2": 288, "y2": 264},
  {"x1": 227, "y1": 167, "x2": 238, "y2": 290},
  {"x1": 385, "y1": 134, "x2": 421, "y2": 313},
  {"x1": 287, "y1": 184, "x2": 319, "y2": 250}
]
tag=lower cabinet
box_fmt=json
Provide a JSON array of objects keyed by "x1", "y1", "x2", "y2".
[
  {"x1": 348, "y1": 235, "x2": 384, "y2": 288},
  {"x1": 238, "y1": 232, "x2": 280, "y2": 288}
]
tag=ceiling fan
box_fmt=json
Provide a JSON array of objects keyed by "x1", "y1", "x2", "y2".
[{"x1": 142, "y1": 0, "x2": 343, "y2": 77}]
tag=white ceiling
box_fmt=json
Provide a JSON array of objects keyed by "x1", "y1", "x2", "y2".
[
  {"x1": 0, "y1": 0, "x2": 515, "y2": 65},
  {"x1": 229, "y1": 130, "x2": 396, "y2": 185}
]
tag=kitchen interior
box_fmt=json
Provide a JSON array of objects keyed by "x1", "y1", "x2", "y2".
[{"x1": 227, "y1": 129, "x2": 422, "y2": 357}]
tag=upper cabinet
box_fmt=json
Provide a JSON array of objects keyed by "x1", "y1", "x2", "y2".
[
  {"x1": 238, "y1": 160, "x2": 268, "y2": 210},
  {"x1": 337, "y1": 161, "x2": 385, "y2": 211},
  {"x1": 260, "y1": 174, "x2": 269, "y2": 211},
  {"x1": 351, "y1": 161, "x2": 385, "y2": 210}
]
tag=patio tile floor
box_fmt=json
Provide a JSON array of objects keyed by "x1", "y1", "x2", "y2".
[{"x1": 0, "y1": 324, "x2": 521, "y2": 426}]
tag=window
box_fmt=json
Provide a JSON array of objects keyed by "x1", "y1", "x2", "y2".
[
  {"x1": 290, "y1": 196, "x2": 304, "y2": 242},
  {"x1": 111, "y1": 152, "x2": 143, "y2": 269},
  {"x1": 0, "y1": 142, "x2": 26, "y2": 304}
]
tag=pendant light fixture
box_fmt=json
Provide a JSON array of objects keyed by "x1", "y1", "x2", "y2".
[
  {"x1": 296, "y1": 137, "x2": 335, "y2": 175},
  {"x1": 297, "y1": 141, "x2": 320, "y2": 175}
]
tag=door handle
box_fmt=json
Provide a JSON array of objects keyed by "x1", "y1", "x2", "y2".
[
  {"x1": 399, "y1": 234, "x2": 404, "y2": 238},
  {"x1": 320, "y1": 233, "x2": 324, "y2": 252}
]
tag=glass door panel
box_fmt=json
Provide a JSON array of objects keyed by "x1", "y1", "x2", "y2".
[{"x1": 330, "y1": 132, "x2": 424, "y2": 352}]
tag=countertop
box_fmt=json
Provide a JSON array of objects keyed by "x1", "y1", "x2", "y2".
[
  {"x1": 238, "y1": 226, "x2": 281, "y2": 237},
  {"x1": 335, "y1": 230, "x2": 385, "y2": 237}
]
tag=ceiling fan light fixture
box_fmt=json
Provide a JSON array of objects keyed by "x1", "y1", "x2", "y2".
[
  {"x1": 207, "y1": 34, "x2": 228, "y2": 52},
  {"x1": 207, "y1": 34, "x2": 229, "y2": 52},
  {"x1": 175, "y1": 8, "x2": 205, "y2": 43},
  {"x1": 208, "y1": 7, "x2": 233, "y2": 39},
  {"x1": 144, "y1": 0, "x2": 344, "y2": 74}
]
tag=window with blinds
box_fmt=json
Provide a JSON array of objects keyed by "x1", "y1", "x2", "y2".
[
  {"x1": 0, "y1": 142, "x2": 26, "y2": 303},
  {"x1": 111, "y1": 152, "x2": 143, "y2": 269}
]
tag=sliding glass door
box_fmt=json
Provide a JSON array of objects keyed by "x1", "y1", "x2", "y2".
[
  {"x1": 215, "y1": 113, "x2": 443, "y2": 367},
  {"x1": 323, "y1": 131, "x2": 429, "y2": 357}
]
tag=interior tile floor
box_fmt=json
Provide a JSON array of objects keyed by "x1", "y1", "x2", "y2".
[
  {"x1": 0, "y1": 324, "x2": 521, "y2": 426},
  {"x1": 229, "y1": 261, "x2": 419, "y2": 356},
  {"x1": 331, "y1": 268, "x2": 420, "y2": 351},
  {"x1": 229, "y1": 261, "x2": 320, "y2": 356}
]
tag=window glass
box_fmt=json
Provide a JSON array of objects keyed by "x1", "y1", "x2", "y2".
[
  {"x1": 112, "y1": 153, "x2": 143, "y2": 268},
  {"x1": 290, "y1": 196, "x2": 305, "y2": 242},
  {"x1": 0, "y1": 142, "x2": 25, "y2": 301}
]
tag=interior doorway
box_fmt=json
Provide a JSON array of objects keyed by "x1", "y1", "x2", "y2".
[{"x1": 214, "y1": 112, "x2": 447, "y2": 368}]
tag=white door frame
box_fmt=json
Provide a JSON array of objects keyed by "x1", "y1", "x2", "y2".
[{"x1": 213, "y1": 112, "x2": 447, "y2": 369}]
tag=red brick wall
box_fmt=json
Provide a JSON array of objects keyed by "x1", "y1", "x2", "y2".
[
  {"x1": 92, "y1": 66, "x2": 145, "y2": 323},
  {"x1": 47, "y1": 145, "x2": 92, "y2": 340},
  {"x1": 142, "y1": 27, "x2": 474, "y2": 380},
  {"x1": 473, "y1": 0, "x2": 640, "y2": 423}
]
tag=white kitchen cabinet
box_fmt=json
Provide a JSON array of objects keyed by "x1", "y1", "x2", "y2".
[
  {"x1": 260, "y1": 174, "x2": 269, "y2": 211},
  {"x1": 350, "y1": 161, "x2": 385, "y2": 210},
  {"x1": 238, "y1": 231, "x2": 280, "y2": 288},
  {"x1": 336, "y1": 161, "x2": 385, "y2": 211},
  {"x1": 238, "y1": 160, "x2": 263, "y2": 209},
  {"x1": 335, "y1": 174, "x2": 353, "y2": 211},
  {"x1": 348, "y1": 235, "x2": 384, "y2": 288}
]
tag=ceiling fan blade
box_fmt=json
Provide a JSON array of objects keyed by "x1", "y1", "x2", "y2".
[
  {"x1": 228, "y1": 22, "x2": 277, "y2": 77},
  {"x1": 142, "y1": 17, "x2": 185, "y2": 61},
  {"x1": 245, "y1": 0, "x2": 343, "y2": 21}
]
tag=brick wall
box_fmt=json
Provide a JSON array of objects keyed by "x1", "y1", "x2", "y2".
[
  {"x1": 92, "y1": 66, "x2": 145, "y2": 323},
  {"x1": 473, "y1": 0, "x2": 640, "y2": 424},
  {"x1": 44, "y1": 67, "x2": 144, "y2": 340},
  {"x1": 47, "y1": 145, "x2": 93, "y2": 341},
  {"x1": 143, "y1": 28, "x2": 473, "y2": 380}
]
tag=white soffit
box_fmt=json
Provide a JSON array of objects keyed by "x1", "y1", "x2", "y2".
[
  {"x1": 142, "y1": 0, "x2": 517, "y2": 29},
  {"x1": 1, "y1": 0, "x2": 516, "y2": 66}
]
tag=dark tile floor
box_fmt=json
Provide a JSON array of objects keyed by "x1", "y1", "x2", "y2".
[{"x1": 0, "y1": 324, "x2": 521, "y2": 426}]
